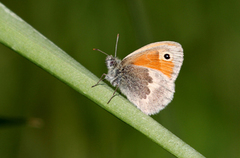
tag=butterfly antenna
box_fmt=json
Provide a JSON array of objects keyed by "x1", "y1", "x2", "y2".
[
  {"x1": 114, "y1": 34, "x2": 119, "y2": 57},
  {"x1": 93, "y1": 48, "x2": 109, "y2": 56}
]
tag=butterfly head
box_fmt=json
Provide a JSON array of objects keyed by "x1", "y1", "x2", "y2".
[{"x1": 105, "y1": 55, "x2": 121, "y2": 70}]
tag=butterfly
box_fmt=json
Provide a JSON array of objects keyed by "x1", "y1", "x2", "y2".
[{"x1": 93, "y1": 34, "x2": 183, "y2": 115}]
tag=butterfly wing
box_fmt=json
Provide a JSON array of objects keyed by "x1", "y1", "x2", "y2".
[
  {"x1": 119, "y1": 41, "x2": 183, "y2": 115},
  {"x1": 122, "y1": 41, "x2": 183, "y2": 81}
]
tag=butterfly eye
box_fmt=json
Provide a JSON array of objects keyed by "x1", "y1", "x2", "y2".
[{"x1": 109, "y1": 60, "x2": 117, "y2": 67}]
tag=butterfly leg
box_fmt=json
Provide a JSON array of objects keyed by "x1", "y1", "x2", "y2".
[
  {"x1": 107, "y1": 84, "x2": 119, "y2": 104},
  {"x1": 92, "y1": 73, "x2": 107, "y2": 88}
]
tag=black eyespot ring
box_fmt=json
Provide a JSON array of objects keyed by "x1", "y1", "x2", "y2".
[{"x1": 164, "y1": 53, "x2": 171, "y2": 60}]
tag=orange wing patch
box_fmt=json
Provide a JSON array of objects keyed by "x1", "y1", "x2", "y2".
[{"x1": 132, "y1": 50, "x2": 174, "y2": 78}]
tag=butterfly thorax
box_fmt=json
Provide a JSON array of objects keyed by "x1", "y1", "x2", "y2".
[{"x1": 105, "y1": 55, "x2": 123, "y2": 87}]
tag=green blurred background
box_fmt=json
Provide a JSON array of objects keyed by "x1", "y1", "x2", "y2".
[{"x1": 0, "y1": 0, "x2": 240, "y2": 157}]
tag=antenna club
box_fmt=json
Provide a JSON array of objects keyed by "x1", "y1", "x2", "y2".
[{"x1": 92, "y1": 48, "x2": 109, "y2": 56}]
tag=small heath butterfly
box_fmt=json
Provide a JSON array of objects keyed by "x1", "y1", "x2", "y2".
[{"x1": 93, "y1": 34, "x2": 183, "y2": 115}]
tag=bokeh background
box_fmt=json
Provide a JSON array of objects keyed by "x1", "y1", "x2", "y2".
[{"x1": 0, "y1": 0, "x2": 240, "y2": 157}]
